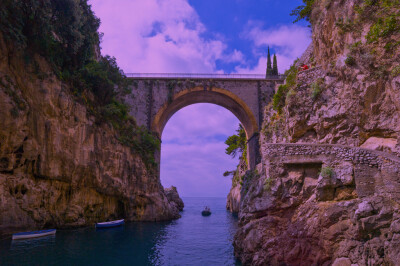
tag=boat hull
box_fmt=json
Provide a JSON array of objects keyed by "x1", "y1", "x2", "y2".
[
  {"x1": 12, "y1": 229, "x2": 56, "y2": 240},
  {"x1": 201, "y1": 211, "x2": 211, "y2": 216},
  {"x1": 95, "y1": 219, "x2": 125, "y2": 228}
]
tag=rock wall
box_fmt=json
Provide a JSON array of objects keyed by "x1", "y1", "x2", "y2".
[
  {"x1": 233, "y1": 0, "x2": 400, "y2": 265},
  {"x1": 164, "y1": 186, "x2": 184, "y2": 213},
  {"x1": 226, "y1": 159, "x2": 247, "y2": 214},
  {"x1": 226, "y1": 185, "x2": 241, "y2": 214},
  {"x1": 234, "y1": 143, "x2": 400, "y2": 265},
  {"x1": 0, "y1": 34, "x2": 180, "y2": 233},
  {"x1": 264, "y1": 0, "x2": 400, "y2": 151}
]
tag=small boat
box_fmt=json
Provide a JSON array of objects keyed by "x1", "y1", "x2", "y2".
[
  {"x1": 201, "y1": 206, "x2": 211, "y2": 216},
  {"x1": 12, "y1": 229, "x2": 56, "y2": 240},
  {"x1": 95, "y1": 219, "x2": 125, "y2": 228}
]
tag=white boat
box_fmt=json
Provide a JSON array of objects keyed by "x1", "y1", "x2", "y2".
[
  {"x1": 12, "y1": 229, "x2": 56, "y2": 240},
  {"x1": 95, "y1": 219, "x2": 125, "y2": 228}
]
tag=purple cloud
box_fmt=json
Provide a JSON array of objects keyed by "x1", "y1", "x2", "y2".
[
  {"x1": 236, "y1": 23, "x2": 311, "y2": 72},
  {"x1": 90, "y1": 0, "x2": 242, "y2": 73},
  {"x1": 160, "y1": 104, "x2": 240, "y2": 197}
]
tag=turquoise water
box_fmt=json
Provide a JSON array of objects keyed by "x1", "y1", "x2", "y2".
[{"x1": 0, "y1": 197, "x2": 240, "y2": 265}]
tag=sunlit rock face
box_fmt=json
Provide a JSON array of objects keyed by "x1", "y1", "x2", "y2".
[
  {"x1": 226, "y1": 160, "x2": 247, "y2": 214},
  {"x1": 234, "y1": 144, "x2": 400, "y2": 265},
  {"x1": 0, "y1": 35, "x2": 179, "y2": 233},
  {"x1": 164, "y1": 186, "x2": 184, "y2": 214},
  {"x1": 233, "y1": 0, "x2": 400, "y2": 264}
]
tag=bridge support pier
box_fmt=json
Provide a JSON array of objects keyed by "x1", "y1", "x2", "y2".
[{"x1": 247, "y1": 133, "x2": 261, "y2": 170}]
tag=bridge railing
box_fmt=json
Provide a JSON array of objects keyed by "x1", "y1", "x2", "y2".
[{"x1": 125, "y1": 73, "x2": 285, "y2": 80}]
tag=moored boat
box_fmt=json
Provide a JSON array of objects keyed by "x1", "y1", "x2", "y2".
[
  {"x1": 201, "y1": 206, "x2": 211, "y2": 216},
  {"x1": 95, "y1": 219, "x2": 125, "y2": 228},
  {"x1": 12, "y1": 229, "x2": 56, "y2": 240}
]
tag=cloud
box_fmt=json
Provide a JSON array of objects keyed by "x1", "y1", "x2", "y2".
[
  {"x1": 236, "y1": 23, "x2": 311, "y2": 73},
  {"x1": 160, "y1": 104, "x2": 240, "y2": 197},
  {"x1": 161, "y1": 104, "x2": 240, "y2": 143},
  {"x1": 90, "y1": 0, "x2": 243, "y2": 74}
]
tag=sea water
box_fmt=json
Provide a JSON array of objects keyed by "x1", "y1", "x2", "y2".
[{"x1": 0, "y1": 197, "x2": 241, "y2": 265}]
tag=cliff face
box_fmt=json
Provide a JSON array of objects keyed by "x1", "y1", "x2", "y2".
[
  {"x1": 265, "y1": 0, "x2": 400, "y2": 151},
  {"x1": 226, "y1": 159, "x2": 247, "y2": 214},
  {"x1": 234, "y1": 0, "x2": 400, "y2": 265},
  {"x1": 0, "y1": 35, "x2": 181, "y2": 233}
]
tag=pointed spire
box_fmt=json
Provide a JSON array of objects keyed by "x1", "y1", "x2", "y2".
[
  {"x1": 266, "y1": 46, "x2": 272, "y2": 77},
  {"x1": 273, "y1": 54, "x2": 278, "y2": 75}
]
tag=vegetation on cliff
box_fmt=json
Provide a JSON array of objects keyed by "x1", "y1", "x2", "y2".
[
  {"x1": 223, "y1": 124, "x2": 247, "y2": 186},
  {"x1": 0, "y1": 0, "x2": 159, "y2": 168}
]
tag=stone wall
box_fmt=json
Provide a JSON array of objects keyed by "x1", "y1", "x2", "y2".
[
  {"x1": 234, "y1": 143, "x2": 400, "y2": 265},
  {"x1": 125, "y1": 78, "x2": 280, "y2": 134},
  {"x1": 124, "y1": 78, "x2": 281, "y2": 169},
  {"x1": 263, "y1": 143, "x2": 400, "y2": 199}
]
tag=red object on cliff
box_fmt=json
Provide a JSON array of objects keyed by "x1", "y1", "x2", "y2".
[{"x1": 299, "y1": 64, "x2": 309, "y2": 71}]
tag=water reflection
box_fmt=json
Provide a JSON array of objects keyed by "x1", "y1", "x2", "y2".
[
  {"x1": 1, "y1": 198, "x2": 240, "y2": 265},
  {"x1": 10, "y1": 234, "x2": 56, "y2": 251}
]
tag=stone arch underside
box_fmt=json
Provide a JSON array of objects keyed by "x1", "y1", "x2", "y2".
[{"x1": 152, "y1": 87, "x2": 260, "y2": 170}]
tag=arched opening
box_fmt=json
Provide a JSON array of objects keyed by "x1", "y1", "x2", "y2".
[
  {"x1": 152, "y1": 87, "x2": 259, "y2": 169},
  {"x1": 160, "y1": 103, "x2": 240, "y2": 197}
]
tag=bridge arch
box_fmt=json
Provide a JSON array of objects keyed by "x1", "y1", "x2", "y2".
[
  {"x1": 125, "y1": 76, "x2": 282, "y2": 171},
  {"x1": 152, "y1": 87, "x2": 259, "y2": 169}
]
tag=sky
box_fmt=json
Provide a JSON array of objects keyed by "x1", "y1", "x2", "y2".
[{"x1": 89, "y1": 0, "x2": 311, "y2": 197}]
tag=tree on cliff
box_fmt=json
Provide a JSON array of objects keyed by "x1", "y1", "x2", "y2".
[
  {"x1": 224, "y1": 124, "x2": 247, "y2": 177},
  {"x1": 266, "y1": 47, "x2": 273, "y2": 76},
  {"x1": 290, "y1": 0, "x2": 315, "y2": 23},
  {"x1": 225, "y1": 124, "x2": 247, "y2": 159},
  {"x1": 273, "y1": 54, "x2": 278, "y2": 75}
]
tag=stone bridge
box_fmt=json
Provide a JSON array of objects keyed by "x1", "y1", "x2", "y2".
[{"x1": 124, "y1": 73, "x2": 285, "y2": 170}]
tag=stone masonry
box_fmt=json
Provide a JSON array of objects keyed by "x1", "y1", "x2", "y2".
[{"x1": 124, "y1": 77, "x2": 283, "y2": 169}]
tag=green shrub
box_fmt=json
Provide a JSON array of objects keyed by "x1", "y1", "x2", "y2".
[
  {"x1": 335, "y1": 18, "x2": 356, "y2": 33},
  {"x1": 311, "y1": 78, "x2": 325, "y2": 100},
  {"x1": 118, "y1": 125, "x2": 160, "y2": 169},
  {"x1": 286, "y1": 88, "x2": 296, "y2": 102},
  {"x1": 320, "y1": 167, "x2": 334, "y2": 178},
  {"x1": 241, "y1": 170, "x2": 260, "y2": 195},
  {"x1": 273, "y1": 84, "x2": 289, "y2": 112},
  {"x1": 367, "y1": 15, "x2": 400, "y2": 43},
  {"x1": 311, "y1": 86, "x2": 321, "y2": 100},
  {"x1": 391, "y1": 66, "x2": 400, "y2": 77},
  {"x1": 272, "y1": 62, "x2": 298, "y2": 113},
  {"x1": 291, "y1": 0, "x2": 316, "y2": 23},
  {"x1": 345, "y1": 55, "x2": 356, "y2": 66},
  {"x1": 263, "y1": 177, "x2": 273, "y2": 191}
]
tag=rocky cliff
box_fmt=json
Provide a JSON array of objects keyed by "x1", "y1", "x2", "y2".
[
  {"x1": 0, "y1": 32, "x2": 182, "y2": 233},
  {"x1": 165, "y1": 186, "x2": 184, "y2": 212},
  {"x1": 233, "y1": 0, "x2": 400, "y2": 265},
  {"x1": 226, "y1": 159, "x2": 247, "y2": 214}
]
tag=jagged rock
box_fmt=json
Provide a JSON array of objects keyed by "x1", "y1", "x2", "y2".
[
  {"x1": 0, "y1": 33, "x2": 180, "y2": 233},
  {"x1": 332, "y1": 258, "x2": 352, "y2": 266},
  {"x1": 164, "y1": 186, "x2": 184, "y2": 212},
  {"x1": 234, "y1": 1, "x2": 400, "y2": 262},
  {"x1": 226, "y1": 185, "x2": 241, "y2": 213}
]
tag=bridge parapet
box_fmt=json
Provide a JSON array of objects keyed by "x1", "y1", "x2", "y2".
[{"x1": 126, "y1": 73, "x2": 285, "y2": 80}]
